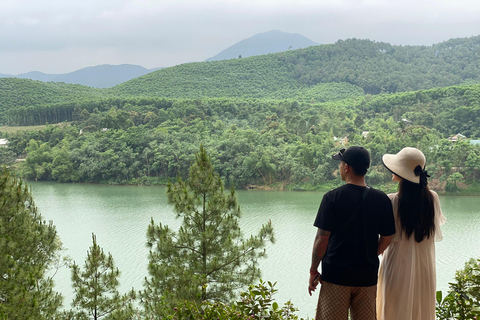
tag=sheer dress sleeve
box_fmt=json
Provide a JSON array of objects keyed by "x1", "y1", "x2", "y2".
[{"x1": 431, "y1": 190, "x2": 446, "y2": 242}]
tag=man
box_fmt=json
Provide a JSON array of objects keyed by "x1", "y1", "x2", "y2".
[{"x1": 308, "y1": 146, "x2": 395, "y2": 320}]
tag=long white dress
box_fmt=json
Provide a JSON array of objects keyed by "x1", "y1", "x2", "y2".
[{"x1": 377, "y1": 191, "x2": 446, "y2": 320}]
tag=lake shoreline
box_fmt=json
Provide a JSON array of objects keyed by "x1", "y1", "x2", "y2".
[{"x1": 23, "y1": 178, "x2": 480, "y2": 196}]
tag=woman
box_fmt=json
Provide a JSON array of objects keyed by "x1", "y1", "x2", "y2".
[{"x1": 377, "y1": 147, "x2": 446, "y2": 320}]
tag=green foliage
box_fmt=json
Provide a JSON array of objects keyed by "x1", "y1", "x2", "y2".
[
  {"x1": 235, "y1": 280, "x2": 302, "y2": 319},
  {"x1": 3, "y1": 88, "x2": 479, "y2": 190},
  {"x1": 0, "y1": 168, "x2": 63, "y2": 319},
  {"x1": 0, "y1": 147, "x2": 16, "y2": 166},
  {"x1": 0, "y1": 78, "x2": 105, "y2": 125},
  {"x1": 111, "y1": 36, "x2": 480, "y2": 98},
  {"x1": 4, "y1": 50, "x2": 480, "y2": 190},
  {"x1": 166, "y1": 280, "x2": 305, "y2": 320},
  {"x1": 70, "y1": 233, "x2": 137, "y2": 320},
  {"x1": 436, "y1": 258, "x2": 480, "y2": 319},
  {"x1": 5, "y1": 35, "x2": 480, "y2": 127},
  {"x1": 141, "y1": 145, "x2": 275, "y2": 317},
  {"x1": 51, "y1": 142, "x2": 74, "y2": 182},
  {"x1": 445, "y1": 172, "x2": 465, "y2": 193},
  {"x1": 21, "y1": 139, "x2": 54, "y2": 180}
]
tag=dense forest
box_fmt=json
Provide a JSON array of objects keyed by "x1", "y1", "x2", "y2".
[
  {"x1": 1, "y1": 35, "x2": 480, "y2": 192},
  {"x1": 0, "y1": 78, "x2": 104, "y2": 124},
  {"x1": 1, "y1": 84, "x2": 479, "y2": 193}
]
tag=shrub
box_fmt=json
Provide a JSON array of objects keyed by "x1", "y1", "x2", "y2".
[
  {"x1": 167, "y1": 280, "x2": 305, "y2": 320},
  {"x1": 436, "y1": 257, "x2": 480, "y2": 319}
]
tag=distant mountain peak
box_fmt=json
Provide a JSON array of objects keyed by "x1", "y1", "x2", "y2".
[
  {"x1": 0, "y1": 64, "x2": 158, "y2": 88},
  {"x1": 206, "y1": 30, "x2": 318, "y2": 61}
]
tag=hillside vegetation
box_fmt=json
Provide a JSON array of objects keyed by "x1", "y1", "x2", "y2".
[
  {"x1": 2, "y1": 36, "x2": 480, "y2": 120},
  {"x1": 111, "y1": 36, "x2": 480, "y2": 97},
  {"x1": 0, "y1": 78, "x2": 104, "y2": 125},
  {"x1": 1, "y1": 35, "x2": 480, "y2": 192},
  {"x1": 1, "y1": 84, "x2": 478, "y2": 193}
]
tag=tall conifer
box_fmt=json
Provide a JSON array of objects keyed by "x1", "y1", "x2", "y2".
[
  {"x1": 70, "y1": 233, "x2": 137, "y2": 320},
  {"x1": 0, "y1": 168, "x2": 63, "y2": 319},
  {"x1": 141, "y1": 145, "x2": 274, "y2": 316}
]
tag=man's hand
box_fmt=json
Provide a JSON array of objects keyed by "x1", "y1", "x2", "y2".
[
  {"x1": 308, "y1": 272, "x2": 322, "y2": 296},
  {"x1": 308, "y1": 228, "x2": 330, "y2": 296}
]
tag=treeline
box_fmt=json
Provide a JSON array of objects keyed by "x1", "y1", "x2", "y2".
[
  {"x1": 2, "y1": 85, "x2": 480, "y2": 192},
  {"x1": 5, "y1": 82, "x2": 480, "y2": 134},
  {"x1": 6, "y1": 84, "x2": 480, "y2": 137},
  {"x1": 3, "y1": 35, "x2": 480, "y2": 125},
  {"x1": 0, "y1": 78, "x2": 363, "y2": 126},
  {"x1": 0, "y1": 78, "x2": 104, "y2": 124}
]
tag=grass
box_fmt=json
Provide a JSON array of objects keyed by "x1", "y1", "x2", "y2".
[
  {"x1": 0, "y1": 122, "x2": 70, "y2": 134},
  {"x1": 0, "y1": 125, "x2": 48, "y2": 133}
]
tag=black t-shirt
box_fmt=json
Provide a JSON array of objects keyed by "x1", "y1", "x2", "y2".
[{"x1": 314, "y1": 184, "x2": 395, "y2": 287}]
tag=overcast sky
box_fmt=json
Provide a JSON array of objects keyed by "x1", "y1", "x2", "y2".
[{"x1": 1, "y1": 0, "x2": 480, "y2": 75}]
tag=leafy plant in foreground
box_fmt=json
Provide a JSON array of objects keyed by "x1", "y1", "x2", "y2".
[
  {"x1": 436, "y1": 257, "x2": 480, "y2": 319},
  {"x1": 168, "y1": 280, "x2": 305, "y2": 320}
]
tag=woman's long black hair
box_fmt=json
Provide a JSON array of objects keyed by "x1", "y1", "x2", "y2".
[{"x1": 397, "y1": 179, "x2": 435, "y2": 242}]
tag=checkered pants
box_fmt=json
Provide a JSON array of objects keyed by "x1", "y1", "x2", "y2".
[{"x1": 315, "y1": 281, "x2": 377, "y2": 320}]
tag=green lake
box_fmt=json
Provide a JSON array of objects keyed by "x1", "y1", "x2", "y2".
[{"x1": 29, "y1": 182, "x2": 480, "y2": 319}]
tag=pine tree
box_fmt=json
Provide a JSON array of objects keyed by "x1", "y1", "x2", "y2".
[
  {"x1": 141, "y1": 145, "x2": 275, "y2": 316},
  {"x1": 70, "y1": 233, "x2": 137, "y2": 320},
  {"x1": 0, "y1": 168, "x2": 63, "y2": 319}
]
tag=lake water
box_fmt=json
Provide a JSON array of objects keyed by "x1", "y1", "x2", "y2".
[{"x1": 29, "y1": 182, "x2": 480, "y2": 319}]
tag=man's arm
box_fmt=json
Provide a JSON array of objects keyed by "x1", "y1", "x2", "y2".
[
  {"x1": 377, "y1": 235, "x2": 392, "y2": 256},
  {"x1": 308, "y1": 228, "x2": 330, "y2": 296}
]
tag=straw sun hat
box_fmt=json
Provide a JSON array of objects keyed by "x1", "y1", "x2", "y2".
[{"x1": 382, "y1": 147, "x2": 427, "y2": 185}]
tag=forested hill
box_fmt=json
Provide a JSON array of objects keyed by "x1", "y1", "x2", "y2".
[
  {"x1": 108, "y1": 54, "x2": 364, "y2": 101},
  {"x1": 2, "y1": 35, "x2": 480, "y2": 124},
  {"x1": 0, "y1": 78, "x2": 105, "y2": 124},
  {"x1": 111, "y1": 36, "x2": 480, "y2": 97},
  {"x1": 2, "y1": 35, "x2": 480, "y2": 105}
]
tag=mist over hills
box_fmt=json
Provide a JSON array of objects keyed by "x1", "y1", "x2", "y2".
[
  {"x1": 205, "y1": 30, "x2": 318, "y2": 61},
  {"x1": 0, "y1": 64, "x2": 159, "y2": 88}
]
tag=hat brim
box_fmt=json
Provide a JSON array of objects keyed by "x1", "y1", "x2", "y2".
[
  {"x1": 332, "y1": 152, "x2": 344, "y2": 161},
  {"x1": 382, "y1": 154, "x2": 420, "y2": 184}
]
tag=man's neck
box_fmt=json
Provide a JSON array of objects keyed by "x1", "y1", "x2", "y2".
[{"x1": 345, "y1": 176, "x2": 367, "y2": 187}]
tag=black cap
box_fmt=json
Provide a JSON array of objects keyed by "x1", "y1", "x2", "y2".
[{"x1": 332, "y1": 146, "x2": 370, "y2": 174}]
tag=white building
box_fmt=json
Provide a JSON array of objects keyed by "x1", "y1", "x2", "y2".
[{"x1": 0, "y1": 139, "x2": 9, "y2": 147}]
